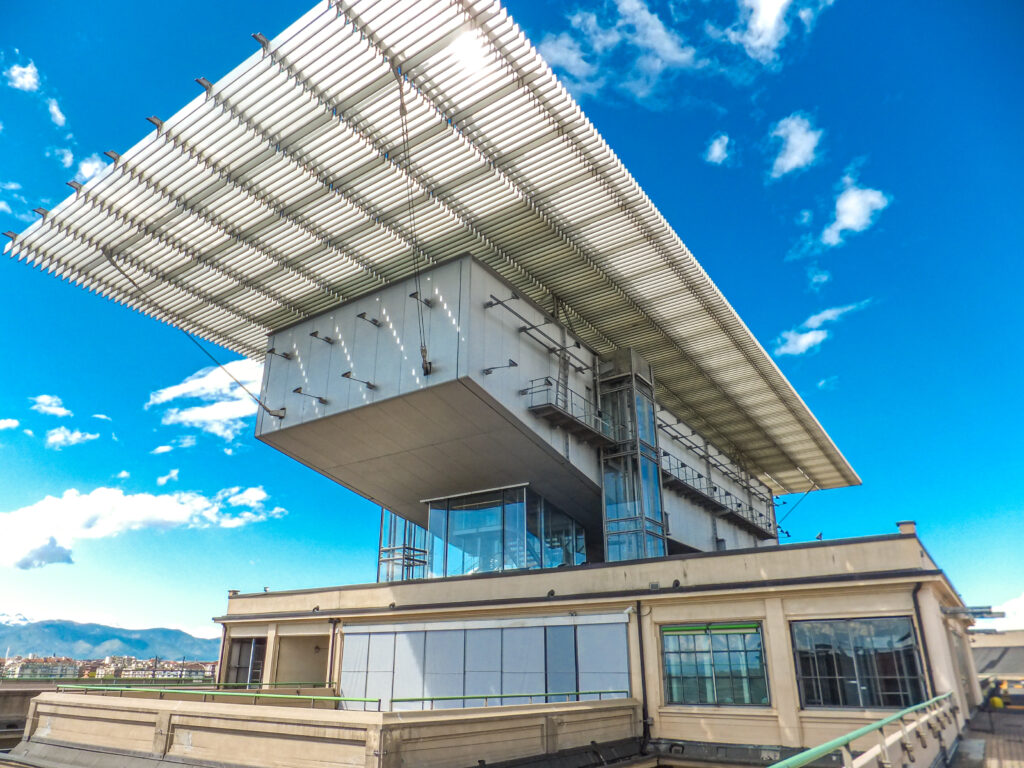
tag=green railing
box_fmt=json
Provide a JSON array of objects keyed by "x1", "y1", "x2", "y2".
[
  {"x1": 56, "y1": 684, "x2": 381, "y2": 710},
  {"x1": 389, "y1": 690, "x2": 629, "y2": 709},
  {"x1": 769, "y1": 692, "x2": 957, "y2": 768}
]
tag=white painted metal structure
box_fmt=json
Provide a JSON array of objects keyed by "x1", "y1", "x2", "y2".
[{"x1": 4, "y1": 0, "x2": 858, "y2": 494}]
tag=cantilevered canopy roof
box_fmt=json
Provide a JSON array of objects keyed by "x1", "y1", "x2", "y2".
[{"x1": 4, "y1": 0, "x2": 859, "y2": 494}]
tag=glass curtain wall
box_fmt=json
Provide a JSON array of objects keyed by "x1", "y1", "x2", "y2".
[
  {"x1": 377, "y1": 508, "x2": 428, "y2": 582},
  {"x1": 599, "y1": 355, "x2": 668, "y2": 561},
  {"x1": 378, "y1": 488, "x2": 587, "y2": 582},
  {"x1": 339, "y1": 620, "x2": 629, "y2": 710}
]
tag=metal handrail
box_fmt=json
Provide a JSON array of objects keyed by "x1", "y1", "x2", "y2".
[
  {"x1": 56, "y1": 684, "x2": 381, "y2": 710},
  {"x1": 521, "y1": 380, "x2": 615, "y2": 438},
  {"x1": 390, "y1": 689, "x2": 629, "y2": 709},
  {"x1": 768, "y1": 692, "x2": 955, "y2": 768}
]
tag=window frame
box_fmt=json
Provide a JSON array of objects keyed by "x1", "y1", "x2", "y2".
[
  {"x1": 660, "y1": 621, "x2": 771, "y2": 708},
  {"x1": 790, "y1": 615, "x2": 928, "y2": 710}
]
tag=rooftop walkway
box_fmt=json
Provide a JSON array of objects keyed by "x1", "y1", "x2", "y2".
[{"x1": 964, "y1": 710, "x2": 1024, "y2": 768}]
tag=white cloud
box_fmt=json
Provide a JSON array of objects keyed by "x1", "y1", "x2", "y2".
[
  {"x1": 176, "y1": 435, "x2": 197, "y2": 449},
  {"x1": 147, "y1": 359, "x2": 262, "y2": 441},
  {"x1": 0, "y1": 419, "x2": 19, "y2": 430},
  {"x1": 538, "y1": 33, "x2": 602, "y2": 95},
  {"x1": 540, "y1": 0, "x2": 701, "y2": 102},
  {"x1": 0, "y1": 181, "x2": 18, "y2": 191},
  {"x1": 0, "y1": 485, "x2": 285, "y2": 569},
  {"x1": 803, "y1": 300, "x2": 869, "y2": 328},
  {"x1": 727, "y1": 0, "x2": 794, "y2": 63},
  {"x1": 705, "y1": 133, "x2": 730, "y2": 165},
  {"x1": 797, "y1": 209, "x2": 812, "y2": 225},
  {"x1": 46, "y1": 98, "x2": 65, "y2": 127},
  {"x1": 5, "y1": 62, "x2": 39, "y2": 92},
  {"x1": 0, "y1": 201, "x2": 11, "y2": 215},
  {"x1": 49, "y1": 147, "x2": 74, "y2": 169},
  {"x1": 774, "y1": 328, "x2": 827, "y2": 356},
  {"x1": 773, "y1": 300, "x2": 869, "y2": 356},
  {"x1": 151, "y1": 445, "x2": 173, "y2": 455},
  {"x1": 74, "y1": 153, "x2": 109, "y2": 184},
  {"x1": 30, "y1": 394, "x2": 72, "y2": 417},
  {"x1": 45, "y1": 426, "x2": 100, "y2": 450},
  {"x1": 92, "y1": 413, "x2": 112, "y2": 421},
  {"x1": 723, "y1": 0, "x2": 835, "y2": 63},
  {"x1": 770, "y1": 113, "x2": 822, "y2": 178},
  {"x1": 156, "y1": 469, "x2": 180, "y2": 487},
  {"x1": 807, "y1": 264, "x2": 831, "y2": 291},
  {"x1": 975, "y1": 591, "x2": 1024, "y2": 632},
  {"x1": 116, "y1": 470, "x2": 130, "y2": 479},
  {"x1": 23, "y1": 429, "x2": 34, "y2": 437},
  {"x1": 816, "y1": 376, "x2": 838, "y2": 390},
  {"x1": 821, "y1": 175, "x2": 890, "y2": 246}
]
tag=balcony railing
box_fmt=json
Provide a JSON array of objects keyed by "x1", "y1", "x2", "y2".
[
  {"x1": 660, "y1": 452, "x2": 776, "y2": 539},
  {"x1": 521, "y1": 379, "x2": 616, "y2": 447},
  {"x1": 768, "y1": 692, "x2": 957, "y2": 768}
]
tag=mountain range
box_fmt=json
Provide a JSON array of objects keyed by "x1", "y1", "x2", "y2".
[{"x1": 0, "y1": 616, "x2": 220, "y2": 660}]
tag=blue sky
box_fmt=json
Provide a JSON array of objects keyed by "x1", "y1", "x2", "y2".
[{"x1": 1, "y1": 0, "x2": 1021, "y2": 639}]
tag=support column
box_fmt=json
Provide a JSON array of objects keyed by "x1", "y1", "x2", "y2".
[
  {"x1": 916, "y1": 585, "x2": 966, "y2": 726},
  {"x1": 263, "y1": 624, "x2": 279, "y2": 687},
  {"x1": 763, "y1": 598, "x2": 803, "y2": 748}
]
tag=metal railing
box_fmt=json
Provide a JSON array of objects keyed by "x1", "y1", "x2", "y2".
[
  {"x1": 56, "y1": 684, "x2": 380, "y2": 710},
  {"x1": 520, "y1": 379, "x2": 615, "y2": 439},
  {"x1": 768, "y1": 692, "x2": 958, "y2": 768},
  {"x1": 55, "y1": 684, "x2": 629, "y2": 713},
  {"x1": 660, "y1": 452, "x2": 775, "y2": 536},
  {"x1": 390, "y1": 689, "x2": 629, "y2": 710}
]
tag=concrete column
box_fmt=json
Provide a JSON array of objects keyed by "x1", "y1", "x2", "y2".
[
  {"x1": 263, "y1": 624, "x2": 279, "y2": 687},
  {"x1": 916, "y1": 586, "x2": 966, "y2": 725},
  {"x1": 763, "y1": 598, "x2": 803, "y2": 748}
]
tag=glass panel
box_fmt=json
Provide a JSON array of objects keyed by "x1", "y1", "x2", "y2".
[
  {"x1": 607, "y1": 532, "x2": 643, "y2": 562},
  {"x1": 366, "y1": 633, "x2": 396, "y2": 710},
  {"x1": 424, "y1": 630, "x2": 464, "y2": 709},
  {"x1": 662, "y1": 624, "x2": 767, "y2": 706},
  {"x1": 427, "y1": 502, "x2": 447, "y2": 578},
  {"x1": 645, "y1": 532, "x2": 666, "y2": 558},
  {"x1": 545, "y1": 626, "x2": 577, "y2": 702},
  {"x1": 339, "y1": 634, "x2": 370, "y2": 709},
  {"x1": 447, "y1": 491, "x2": 504, "y2": 576},
  {"x1": 640, "y1": 456, "x2": 663, "y2": 524},
  {"x1": 526, "y1": 490, "x2": 543, "y2": 570},
  {"x1": 601, "y1": 386, "x2": 634, "y2": 443},
  {"x1": 543, "y1": 502, "x2": 574, "y2": 568},
  {"x1": 577, "y1": 623, "x2": 629, "y2": 699},
  {"x1": 603, "y1": 454, "x2": 640, "y2": 521},
  {"x1": 392, "y1": 632, "x2": 425, "y2": 710},
  {"x1": 502, "y1": 488, "x2": 527, "y2": 570},
  {"x1": 501, "y1": 627, "x2": 545, "y2": 704},
  {"x1": 636, "y1": 392, "x2": 656, "y2": 449},
  {"x1": 573, "y1": 521, "x2": 587, "y2": 566},
  {"x1": 465, "y1": 629, "x2": 501, "y2": 707}
]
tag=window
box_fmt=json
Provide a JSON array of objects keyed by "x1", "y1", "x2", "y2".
[
  {"x1": 339, "y1": 617, "x2": 630, "y2": 710},
  {"x1": 225, "y1": 638, "x2": 266, "y2": 686},
  {"x1": 791, "y1": 617, "x2": 927, "y2": 708},
  {"x1": 662, "y1": 623, "x2": 768, "y2": 706}
]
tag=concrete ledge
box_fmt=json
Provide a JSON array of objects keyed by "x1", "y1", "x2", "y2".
[{"x1": 8, "y1": 692, "x2": 641, "y2": 768}]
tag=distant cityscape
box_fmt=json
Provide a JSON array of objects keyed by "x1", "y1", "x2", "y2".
[{"x1": 1, "y1": 655, "x2": 218, "y2": 681}]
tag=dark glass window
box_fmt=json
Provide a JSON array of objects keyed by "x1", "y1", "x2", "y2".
[
  {"x1": 791, "y1": 617, "x2": 927, "y2": 708},
  {"x1": 662, "y1": 624, "x2": 768, "y2": 706},
  {"x1": 225, "y1": 638, "x2": 266, "y2": 687}
]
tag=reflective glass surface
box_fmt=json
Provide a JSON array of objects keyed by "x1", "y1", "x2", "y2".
[
  {"x1": 662, "y1": 624, "x2": 769, "y2": 706},
  {"x1": 791, "y1": 617, "x2": 926, "y2": 708}
]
